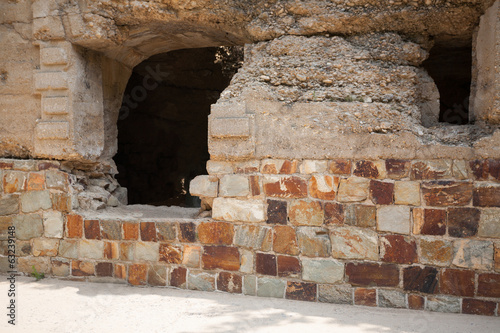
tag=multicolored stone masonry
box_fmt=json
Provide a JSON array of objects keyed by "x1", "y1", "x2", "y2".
[{"x1": 1, "y1": 158, "x2": 500, "y2": 317}]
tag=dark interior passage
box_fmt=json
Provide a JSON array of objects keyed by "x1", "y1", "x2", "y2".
[
  {"x1": 114, "y1": 47, "x2": 242, "y2": 206},
  {"x1": 422, "y1": 43, "x2": 473, "y2": 125}
]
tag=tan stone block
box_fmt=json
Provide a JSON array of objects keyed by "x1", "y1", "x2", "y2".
[
  {"x1": 377, "y1": 206, "x2": 411, "y2": 234},
  {"x1": 300, "y1": 160, "x2": 328, "y2": 174},
  {"x1": 210, "y1": 117, "x2": 250, "y2": 138},
  {"x1": 135, "y1": 242, "x2": 160, "y2": 261},
  {"x1": 419, "y1": 238, "x2": 453, "y2": 266},
  {"x1": 3, "y1": 171, "x2": 26, "y2": 193},
  {"x1": 43, "y1": 211, "x2": 63, "y2": 238},
  {"x1": 212, "y1": 198, "x2": 265, "y2": 222},
  {"x1": 79, "y1": 240, "x2": 104, "y2": 260},
  {"x1": 206, "y1": 161, "x2": 233, "y2": 174},
  {"x1": 219, "y1": 175, "x2": 250, "y2": 197},
  {"x1": 289, "y1": 200, "x2": 324, "y2": 226},
  {"x1": 394, "y1": 181, "x2": 421, "y2": 206},
  {"x1": 261, "y1": 159, "x2": 298, "y2": 174},
  {"x1": 309, "y1": 175, "x2": 338, "y2": 200},
  {"x1": 18, "y1": 257, "x2": 51, "y2": 274},
  {"x1": 58, "y1": 240, "x2": 78, "y2": 259},
  {"x1": 337, "y1": 177, "x2": 370, "y2": 202},
  {"x1": 452, "y1": 239, "x2": 493, "y2": 270},
  {"x1": 33, "y1": 16, "x2": 65, "y2": 40},
  {"x1": 478, "y1": 209, "x2": 500, "y2": 238},
  {"x1": 182, "y1": 245, "x2": 201, "y2": 268},
  {"x1": 240, "y1": 249, "x2": 254, "y2": 273},
  {"x1": 189, "y1": 175, "x2": 218, "y2": 197},
  {"x1": 32, "y1": 238, "x2": 59, "y2": 257},
  {"x1": 330, "y1": 226, "x2": 378, "y2": 260},
  {"x1": 51, "y1": 258, "x2": 70, "y2": 276}
]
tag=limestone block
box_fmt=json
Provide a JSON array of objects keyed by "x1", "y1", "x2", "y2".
[
  {"x1": 189, "y1": 175, "x2": 218, "y2": 197},
  {"x1": 42, "y1": 96, "x2": 69, "y2": 115},
  {"x1": 35, "y1": 122, "x2": 70, "y2": 140},
  {"x1": 34, "y1": 72, "x2": 68, "y2": 91},
  {"x1": 12, "y1": 214, "x2": 43, "y2": 240},
  {"x1": 219, "y1": 175, "x2": 250, "y2": 197},
  {"x1": 337, "y1": 177, "x2": 370, "y2": 202},
  {"x1": 377, "y1": 206, "x2": 411, "y2": 234},
  {"x1": 43, "y1": 211, "x2": 63, "y2": 238},
  {"x1": 212, "y1": 198, "x2": 265, "y2": 222},
  {"x1": 79, "y1": 240, "x2": 104, "y2": 260},
  {"x1": 41, "y1": 47, "x2": 68, "y2": 66},
  {"x1": 210, "y1": 117, "x2": 250, "y2": 138}
]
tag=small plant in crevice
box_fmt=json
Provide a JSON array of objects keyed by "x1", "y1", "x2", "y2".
[{"x1": 31, "y1": 265, "x2": 45, "y2": 281}]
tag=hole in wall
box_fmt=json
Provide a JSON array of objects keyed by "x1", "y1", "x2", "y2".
[
  {"x1": 114, "y1": 46, "x2": 242, "y2": 207},
  {"x1": 422, "y1": 42, "x2": 473, "y2": 125}
]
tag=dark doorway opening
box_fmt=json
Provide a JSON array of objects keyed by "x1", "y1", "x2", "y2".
[
  {"x1": 114, "y1": 47, "x2": 242, "y2": 207},
  {"x1": 422, "y1": 43, "x2": 473, "y2": 125}
]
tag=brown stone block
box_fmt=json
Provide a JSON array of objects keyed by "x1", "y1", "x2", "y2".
[
  {"x1": 159, "y1": 243, "x2": 182, "y2": 264},
  {"x1": 27, "y1": 172, "x2": 45, "y2": 191},
  {"x1": 249, "y1": 175, "x2": 261, "y2": 196},
  {"x1": 324, "y1": 202, "x2": 344, "y2": 225},
  {"x1": 370, "y1": 180, "x2": 394, "y2": 205},
  {"x1": 114, "y1": 263, "x2": 126, "y2": 280},
  {"x1": 267, "y1": 199, "x2": 287, "y2": 225},
  {"x1": 353, "y1": 160, "x2": 379, "y2": 179},
  {"x1": 119, "y1": 242, "x2": 134, "y2": 261},
  {"x1": 346, "y1": 262, "x2": 399, "y2": 287},
  {"x1": 419, "y1": 238, "x2": 453, "y2": 266},
  {"x1": 273, "y1": 225, "x2": 299, "y2": 255},
  {"x1": 37, "y1": 162, "x2": 58, "y2": 171},
  {"x1": 345, "y1": 204, "x2": 376, "y2": 228},
  {"x1": 403, "y1": 266, "x2": 438, "y2": 294},
  {"x1": 309, "y1": 175, "x2": 338, "y2": 200},
  {"x1": 297, "y1": 227, "x2": 331, "y2": 257},
  {"x1": 286, "y1": 282, "x2": 317, "y2": 302},
  {"x1": 179, "y1": 222, "x2": 196, "y2": 242},
  {"x1": 170, "y1": 267, "x2": 187, "y2": 288},
  {"x1": 469, "y1": 160, "x2": 489, "y2": 180},
  {"x1": 329, "y1": 159, "x2": 352, "y2": 175},
  {"x1": 263, "y1": 176, "x2": 308, "y2": 198},
  {"x1": 101, "y1": 220, "x2": 121, "y2": 240},
  {"x1": 51, "y1": 192, "x2": 71, "y2": 212},
  {"x1": 354, "y1": 288, "x2": 376, "y2": 306},
  {"x1": 408, "y1": 294, "x2": 425, "y2": 310},
  {"x1": 385, "y1": 159, "x2": 410, "y2": 179},
  {"x1": 0, "y1": 162, "x2": 13, "y2": 169},
  {"x1": 462, "y1": 298, "x2": 496, "y2": 316},
  {"x1": 71, "y1": 260, "x2": 94, "y2": 277},
  {"x1": 103, "y1": 241, "x2": 119, "y2": 260},
  {"x1": 447, "y1": 208, "x2": 480, "y2": 238},
  {"x1": 277, "y1": 255, "x2": 301, "y2": 277},
  {"x1": 140, "y1": 222, "x2": 157, "y2": 242},
  {"x1": 412, "y1": 208, "x2": 446, "y2": 236},
  {"x1": 489, "y1": 159, "x2": 500, "y2": 181},
  {"x1": 439, "y1": 269, "x2": 475, "y2": 297},
  {"x1": 66, "y1": 214, "x2": 83, "y2": 238},
  {"x1": 202, "y1": 246, "x2": 240, "y2": 271},
  {"x1": 84, "y1": 220, "x2": 101, "y2": 240},
  {"x1": 473, "y1": 184, "x2": 500, "y2": 207},
  {"x1": 477, "y1": 273, "x2": 500, "y2": 298},
  {"x1": 217, "y1": 272, "x2": 242, "y2": 293},
  {"x1": 128, "y1": 263, "x2": 148, "y2": 286},
  {"x1": 256, "y1": 252, "x2": 277, "y2": 276},
  {"x1": 380, "y1": 235, "x2": 417, "y2": 264},
  {"x1": 411, "y1": 161, "x2": 451, "y2": 180},
  {"x1": 289, "y1": 200, "x2": 324, "y2": 226},
  {"x1": 495, "y1": 246, "x2": 500, "y2": 272},
  {"x1": 123, "y1": 222, "x2": 139, "y2": 240},
  {"x1": 95, "y1": 262, "x2": 113, "y2": 277},
  {"x1": 198, "y1": 221, "x2": 234, "y2": 245},
  {"x1": 422, "y1": 181, "x2": 473, "y2": 207},
  {"x1": 157, "y1": 223, "x2": 177, "y2": 241}
]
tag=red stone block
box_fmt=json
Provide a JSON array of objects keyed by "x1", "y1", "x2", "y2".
[
  {"x1": 123, "y1": 222, "x2": 139, "y2": 240},
  {"x1": 385, "y1": 159, "x2": 410, "y2": 179},
  {"x1": 197, "y1": 221, "x2": 234, "y2": 245},
  {"x1": 403, "y1": 266, "x2": 438, "y2": 294},
  {"x1": 264, "y1": 176, "x2": 308, "y2": 198},
  {"x1": 329, "y1": 159, "x2": 352, "y2": 175},
  {"x1": 84, "y1": 220, "x2": 101, "y2": 240},
  {"x1": 413, "y1": 208, "x2": 446, "y2": 235},
  {"x1": 353, "y1": 160, "x2": 379, "y2": 179},
  {"x1": 273, "y1": 226, "x2": 299, "y2": 255},
  {"x1": 71, "y1": 260, "x2": 94, "y2": 277},
  {"x1": 473, "y1": 185, "x2": 500, "y2": 207},
  {"x1": 267, "y1": 199, "x2": 287, "y2": 225},
  {"x1": 249, "y1": 175, "x2": 261, "y2": 196},
  {"x1": 462, "y1": 299, "x2": 496, "y2": 316},
  {"x1": 256, "y1": 252, "x2": 277, "y2": 276},
  {"x1": 170, "y1": 267, "x2": 187, "y2": 288},
  {"x1": 27, "y1": 172, "x2": 45, "y2": 191},
  {"x1": 0, "y1": 162, "x2": 13, "y2": 169},
  {"x1": 422, "y1": 181, "x2": 473, "y2": 207},
  {"x1": 66, "y1": 214, "x2": 83, "y2": 238},
  {"x1": 114, "y1": 263, "x2": 126, "y2": 280},
  {"x1": 408, "y1": 294, "x2": 425, "y2": 310},
  {"x1": 277, "y1": 255, "x2": 301, "y2": 277},
  {"x1": 309, "y1": 175, "x2": 338, "y2": 200},
  {"x1": 447, "y1": 208, "x2": 480, "y2": 238},
  {"x1": 354, "y1": 288, "x2": 376, "y2": 306},
  {"x1": 381, "y1": 235, "x2": 417, "y2": 264},
  {"x1": 469, "y1": 160, "x2": 489, "y2": 180},
  {"x1": 439, "y1": 269, "x2": 475, "y2": 297},
  {"x1": 202, "y1": 246, "x2": 240, "y2": 271},
  {"x1": 159, "y1": 243, "x2": 182, "y2": 264},
  {"x1": 477, "y1": 273, "x2": 500, "y2": 298},
  {"x1": 286, "y1": 282, "x2": 317, "y2": 302},
  {"x1": 324, "y1": 202, "x2": 344, "y2": 225},
  {"x1": 346, "y1": 262, "x2": 399, "y2": 287},
  {"x1": 370, "y1": 180, "x2": 394, "y2": 205},
  {"x1": 411, "y1": 161, "x2": 450, "y2": 180},
  {"x1": 489, "y1": 159, "x2": 500, "y2": 181},
  {"x1": 179, "y1": 222, "x2": 196, "y2": 242},
  {"x1": 217, "y1": 272, "x2": 242, "y2": 293},
  {"x1": 128, "y1": 264, "x2": 148, "y2": 286},
  {"x1": 140, "y1": 222, "x2": 157, "y2": 242},
  {"x1": 95, "y1": 262, "x2": 113, "y2": 277}
]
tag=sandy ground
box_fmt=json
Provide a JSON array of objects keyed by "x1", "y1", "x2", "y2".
[{"x1": 0, "y1": 276, "x2": 498, "y2": 333}]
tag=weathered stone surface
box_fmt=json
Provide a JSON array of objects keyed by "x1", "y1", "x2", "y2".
[
  {"x1": 377, "y1": 206, "x2": 410, "y2": 234},
  {"x1": 212, "y1": 198, "x2": 266, "y2": 222},
  {"x1": 394, "y1": 181, "x2": 420, "y2": 206},
  {"x1": 378, "y1": 289, "x2": 406, "y2": 308},
  {"x1": 380, "y1": 235, "x2": 417, "y2": 264},
  {"x1": 422, "y1": 181, "x2": 473, "y2": 207},
  {"x1": 266, "y1": 199, "x2": 287, "y2": 225},
  {"x1": 182, "y1": 245, "x2": 201, "y2": 268},
  {"x1": 148, "y1": 265, "x2": 167, "y2": 286},
  {"x1": 20, "y1": 190, "x2": 52, "y2": 213},
  {"x1": 101, "y1": 220, "x2": 121, "y2": 240},
  {"x1": 3, "y1": 171, "x2": 26, "y2": 193},
  {"x1": 13, "y1": 213, "x2": 43, "y2": 240},
  {"x1": 234, "y1": 225, "x2": 270, "y2": 250},
  {"x1": 330, "y1": 226, "x2": 378, "y2": 260},
  {"x1": 448, "y1": 208, "x2": 480, "y2": 238},
  {"x1": 412, "y1": 208, "x2": 446, "y2": 235},
  {"x1": 297, "y1": 227, "x2": 331, "y2": 257},
  {"x1": 0, "y1": 194, "x2": 19, "y2": 215},
  {"x1": 300, "y1": 160, "x2": 328, "y2": 174},
  {"x1": 79, "y1": 240, "x2": 104, "y2": 259},
  {"x1": 128, "y1": 263, "x2": 148, "y2": 286},
  {"x1": 261, "y1": 159, "x2": 298, "y2": 174},
  {"x1": 58, "y1": 240, "x2": 78, "y2": 259},
  {"x1": 370, "y1": 180, "x2": 394, "y2": 205},
  {"x1": 288, "y1": 200, "x2": 324, "y2": 226},
  {"x1": 273, "y1": 225, "x2": 299, "y2": 255},
  {"x1": 103, "y1": 241, "x2": 119, "y2": 260},
  {"x1": 244, "y1": 275, "x2": 257, "y2": 296},
  {"x1": 324, "y1": 202, "x2": 344, "y2": 225},
  {"x1": 84, "y1": 219, "x2": 101, "y2": 240},
  {"x1": 452, "y1": 239, "x2": 493, "y2": 270},
  {"x1": 301, "y1": 258, "x2": 344, "y2": 284},
  {"x1": 139, "y1": 222, "x2": 157, "y2": 242},
  {"x1": 240, "y1": 248, "x2": 253, "y2": 273},
  {"x1": 202, "y1": 246, "x2": 240, "y2": 271},
  {"x1": 353, "y1": 161, "x2": 380, "y2": 179},
  {"x1": 198, "y1": 221, "x2": 234, "y2": 245},
  {"x1": 286, "y1": 282, "x2": 317, "y2": 302},
  {"x1": 318, "y1": 284, "x2": 352, "y2": 304},
  {"x1": 263, "y1": 176, "x2": 308, "y2": 198},
  {"x1": 71, "y1": 260, "x2": 94, "y2": 277},
  {"x1": 219, "y1": 175, "x2": 250, "y2": 197},
  {"x1": 158, "y1": 243, "x2": 181, "y2": 264},
  {"x1": 385, "y1": 159, "x2": 410, "y2": 179},
  {"x1": 95, "y1": 262, "x2": 113, "y2": 277},
  {"x1": 170, "y1": 267, "x2": 187, "y2": 288},
  {"x1": 408, "y1": 294, "x2": 425, "y2": 310},
  {"x1": 439, "y1": 269, "x2": 475, "y2": 297},
  {"x1": 462, "y1": 299, "x2": 497, "y2": 316},
  {"x1": 157, "y1": 222, "x2": 176, "y2": 241},
  {"x1": 51, "y1": 258, "x2": 70, "y2": 277},
  {"x1": 426, "y1": 296, "x2": 460, "y2": 313},
  {"x1": 419, "y1": 238, "x2": 453, "y2": 266},
  {"x1": 277, "y1": 255, "x2": 301, "y2": 278},
  {"x1": 403, "y1": 266, "x2": 438, "y2": 293},
  {"x1": 32, "y1": 238, "x2": 59, "y2": 257},
  {"x1": 309, "y1": 175, "x2": 337, "y2": 200},
  {"x1": 189, "y1": 175, "x2": 218, "y2": 197},
  {"x1": 41, "y1": 211, "x2": 62, "y2": 238},
  {"x1": 337, "y1": 177, "x2": 370, "y2": 202},
  {"x1": 478, "y1": 209, "x2": 500, "y2": 238},
  {"x1": 477, "y1": 273, "x2": 500, "y2": 298},
  {"x1": 188, "y1": 271, "x2": 215, "y2": 291},
  {"x1": 354, "y1": 288, "x2": 376, "y2": 306},
  {"x1": 217, "y1": 272, "x2": 242, "y2": 293},
  {"x1": 411, "y1": 160, "x2": 452, "y2": 180},
  {"x1": 257, "y1": 277, "x2": 286, "y2": 298},
  {"x1": 329, "y1": 159, "x2": 352, "y2": 175},
  {"x1": 346, "y1": 262, "x2": 399, "y2": 287},
  {"x1": 179, "y1": 222, "x2": 196, "y2": 242},
  {"x1": 345, "y1": 204, "x2": 376, "y2": 228},
  {"x1": 66, "y1": 214, "x2": 83, "y2": 238},
  {"x1": 473, "y1": 183, "x2": 500, "y2": 207},
  {"x1": 256, "y1": 252, "x2": 277, "y2": 276}
]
